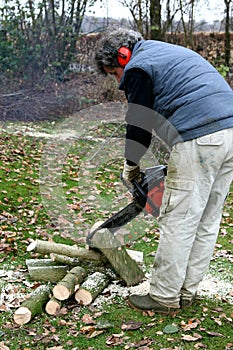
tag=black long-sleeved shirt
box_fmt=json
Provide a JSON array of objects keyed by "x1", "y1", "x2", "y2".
[{"x1": 122, "y1": 68, "x2": 154, "y2": 165}]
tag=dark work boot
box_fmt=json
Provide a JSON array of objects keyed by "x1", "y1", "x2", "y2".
[
  {"x1": 180, "y1": 298, "x2": 193, "y2": 308},
  {"x1": 128, "y1": 293, "x2": 179, "y2": 315},
  {"x1": 180, "y1": 293, "x2": 198, "y2": 309},
  {"x1": 180, "y1": 294, "x2": 201, "y2": 309}
]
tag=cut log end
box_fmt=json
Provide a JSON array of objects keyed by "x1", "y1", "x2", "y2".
[
  {"x1": 14, "y1": 307, "x2": 32, "y2": 325},
  {"x1": 27, "y1": 240, "x2": 37, "y2": 252},
  {"x1": 45, "y1": 299, "x2": 61, "y2": 316},
  {"x1": 53, "y1": 285, "x2": 70, "y2": 301},
  {"x1": 13, "y1": 285, "x2": 50, "y2": 325},
  {"x1": 89, "y1": 221, "x2": 104, "y2": 234},
  {"x1": 74, "y1": 271, "x2": 109, "y2": 305},
  {"x1": 75, "y1": 289, "x2": 92, "y2": 306}
]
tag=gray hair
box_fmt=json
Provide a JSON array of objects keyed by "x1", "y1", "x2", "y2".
[{"x1": 95, "y1": 28, "x2": 143, "y2": 74}]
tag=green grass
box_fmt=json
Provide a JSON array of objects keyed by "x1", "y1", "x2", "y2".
[{"x1": 0, "y1": 121, "x2": 232, "y2": 350}]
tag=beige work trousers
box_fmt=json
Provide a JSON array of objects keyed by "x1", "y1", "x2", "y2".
[{"x1": 150, "y1": 127, "x2": 233, "y2": 308}]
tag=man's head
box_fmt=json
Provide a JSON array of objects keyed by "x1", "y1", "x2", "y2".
[{"x1": 95, "y1": 28, "x2": 143, "y2": 75}]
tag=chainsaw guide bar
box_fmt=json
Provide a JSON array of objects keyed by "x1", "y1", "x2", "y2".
[{"x1": 86, "y1": 165, "x2": 167, "y2": 247}]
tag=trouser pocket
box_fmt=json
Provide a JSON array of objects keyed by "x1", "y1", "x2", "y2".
[
  {"x1": 161, "y1": 178, "x2": 194, "y2": 218},
  {"x1": 196, "y1": 131, "x2": 223, "y2": 146}
]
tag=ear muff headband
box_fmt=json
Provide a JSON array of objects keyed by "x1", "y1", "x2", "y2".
[{"x1": 117, "y1": 47, "x2": 131, "y2": 67}]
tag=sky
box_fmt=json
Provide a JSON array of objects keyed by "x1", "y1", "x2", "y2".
[
  {"x1": 86, "y1": 0, "x2": 226, "y2": 23},
  {"x1": 0, "y1": 0, "x2": 226, "y2": 23},
  {"x1": 86, "y1": 0, "x2": 131, "y2": 19}
]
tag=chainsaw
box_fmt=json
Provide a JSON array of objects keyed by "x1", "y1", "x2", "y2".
[{"x1": 86, "y1": 164, "x2": 167, "y2": 247}]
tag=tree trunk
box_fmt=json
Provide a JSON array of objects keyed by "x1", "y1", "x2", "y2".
[
  {"x1": 52, "y1": 266, "x2": 86, "y2": 301},
  {"x1": 179, "y1": 0, "x2": 188, "y2": 46},
  {"x1": 75, "y1": 272, "x2": 109, "y2": 305},
  {"x1": 27, "y1": 239, "x2": 106, "y2": 262},
  {"x1": 91, "y1": 228, "x2": 145, "y2": 286},
  {"x1": 14, "y1": 285, "x2": 50, "y2": 325},
  {"x1": 188, "y1": 0, "x2": 195, "y2": 49},
  {"x1": 150, "y1": 0, "x2": 162, "y2": 40},
  {"x1": 225, "y1": 0, "x2": 232, "y2": 66}
]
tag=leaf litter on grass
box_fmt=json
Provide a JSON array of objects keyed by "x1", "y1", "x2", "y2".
[{"x1": 0, "y1": 120, "x2": 233, "y2": 350}]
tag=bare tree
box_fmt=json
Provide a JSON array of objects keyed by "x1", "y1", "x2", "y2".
[
  {"x1": 177, "y1": 0, "x2": 200, "y2": 48},
  {"x1": 119, "y1": 0, "x2": 150, "y2": 37},
  {"x1": 150, "y1": 0, "x2": 161, "y2": 39},
  {"x1": 224, "y1": 0, "x2": 232, "y2": 66}
]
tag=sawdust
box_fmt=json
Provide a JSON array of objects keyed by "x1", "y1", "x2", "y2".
[
  {"x1": 93, "y1": 269, "x2": 233, "y2": 307},
  {"x1": 0, "y1": 266, "x2": 232, "y2": 313}
]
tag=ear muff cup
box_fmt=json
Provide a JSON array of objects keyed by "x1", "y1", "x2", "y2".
[{"x1": 117, "y1": 47, "x2": 131, "y2": 67}]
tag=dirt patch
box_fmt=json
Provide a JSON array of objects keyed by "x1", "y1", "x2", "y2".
[{"x1": 0, "y1": 73, "x2": 125, "y2": 122}]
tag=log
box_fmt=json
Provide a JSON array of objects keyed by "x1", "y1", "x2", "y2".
[
  {"x1": 53, "y1": 266, "x2": 86, "y2": 301},
  {"x1": 50, "y1": 252, "x2": 116, "y2": 278},
  {"x1": 91, "y1": 228, "x2": 145, "y2": 286},
  {"x1": 50, "y1": 253, "x2": 105, "y2": 268},
  {"x1": 26, "y1": 258, "x2": 64, "y2": 267},
  {"x1": 27, "y1": 239, "x2": 106, "y2": 262},
  {"x1": 75, "y1": 272, "x2": 109, "y2": 305},
  {"x1": 45, "y1": 296, "x2": 62, "y2": 316},
  {"x1": 50, "y1": 254, "x2": 81, "y2": 267},
  {"x1": 27, "y1": 266, "x2": 69, "y2": 283},
  {"x1": 26, "y1": 258, "x2": 69, "y2": 283},
  {"x1": 14, "y1": 285, "x2": 50, "y2": 325}
]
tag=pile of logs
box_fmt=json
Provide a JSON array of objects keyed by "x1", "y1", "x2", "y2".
[{"x1": 13, "y1": 228, "x2": 144, "y2": 326}]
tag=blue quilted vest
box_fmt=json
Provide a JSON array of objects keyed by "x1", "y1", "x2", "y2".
[{"x1": 121, "y1": 40, "x2": 233, "y2": 146}]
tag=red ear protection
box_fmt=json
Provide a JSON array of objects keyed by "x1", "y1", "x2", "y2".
[{"x1": 117, "y1": 47, "x2": 131, "y2": 67}]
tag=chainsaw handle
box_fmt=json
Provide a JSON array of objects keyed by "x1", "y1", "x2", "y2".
[
  {"x1": 132, "y1": 177, "x2": 147, "y2": 201},
  {"x1": 120, "y1": 171, "x2": 145, "y2": 192}
]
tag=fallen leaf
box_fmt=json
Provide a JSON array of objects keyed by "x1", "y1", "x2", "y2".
[
  {"x1": 121, "y1": 320, "x2": 142, "y2": 331},
  {"x1": 80, "y1": 325, "x2": 96, "y2": 334},
  {"x1": 134, "y1": 338, "x2": 153, "y2": 347},
  {"x1": 211, "y1": 317, "x2": 222, "y2": 326},
  {"x1": 205, "y1": 331, "x2": 224, "y2": 337},
  {"x1": 106, "y1": 334, "x2": 124, "y2": 346},
  {"x1": 82, "y1": 314, "x2": 95, "y2": 325},
  {"x1": 143, "y1": 310, "x2": 155, "y2": 317},
  {"x1": 181, "y1": 318, "x2": 201, "y2": 332},
  {"x1": 56, "y1": 307, "x2": 68, "y2": 316},
  {"x1": 181, "y1": 333, "x2": 202, "y2": 342},
  {"x1": 194, "y1": 343, "x2": 207, "y2": 349},
  {"x1": 87, "y1": 330, "x2": 104, "y2": 338},
  {"x1": 156, "y1": 331, "x2": 163, "y2": 335},
  {"x1": 0, "y1": 342, "x2": 10, "y2": 350}
]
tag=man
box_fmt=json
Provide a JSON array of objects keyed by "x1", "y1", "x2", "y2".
[{"x1": 95, "y1": 28, "x2": 233, "y2": 314}]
